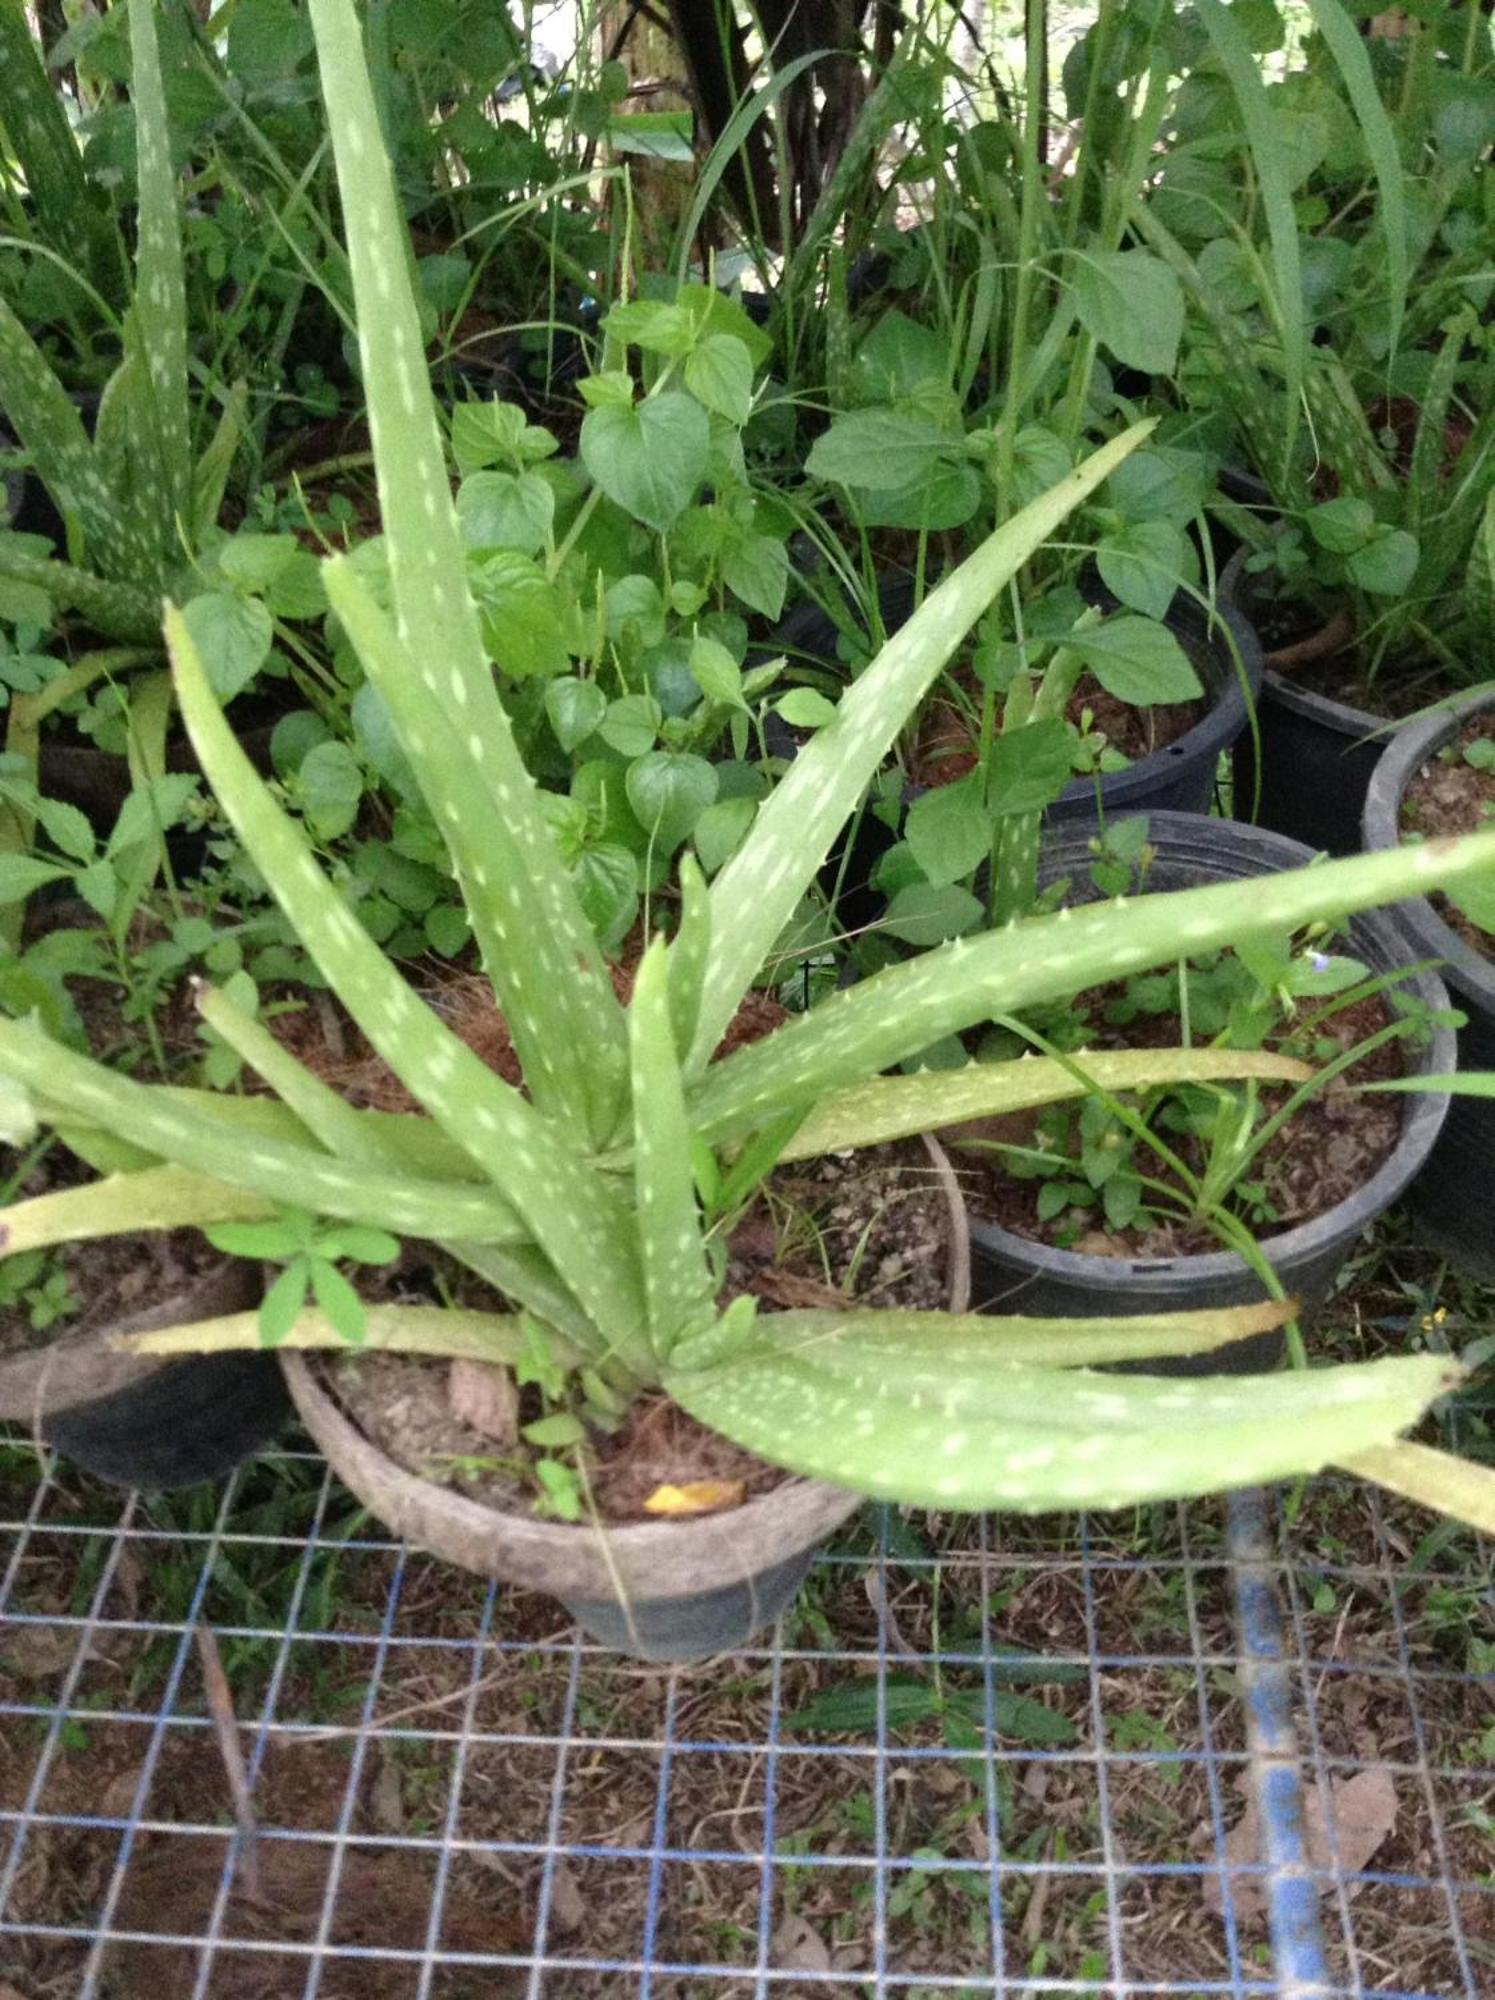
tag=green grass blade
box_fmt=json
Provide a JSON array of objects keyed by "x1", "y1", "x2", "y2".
[
  {"x1": 167, "y1": 601, "x2": 647, "y2": 1356},
  {"x1": 322, "y1": 555, "x2": 627, "y2": 1140},
  {"x1": 784, "y1": 1048, "x2": 1313, "y2": 1160},
  {"x1": 628, "y1": 941, "x2": 714, "y2": 1359},
  {"x1": 667, "y1": 1347, "x2": 1455, "y2": 1510},
  {"x1": 1193, "y1": 0, "x2": 1304, "y2": 481},
  {"x1": 1303, "y1": 0, "x2": 1406, "y2": 367},
  {"x1": 693, "y1": 828, "x2": 1495, "y2": 1142},
  {"x1": 691, "y1": 422, "x2": 1156, "y2": 1070}
]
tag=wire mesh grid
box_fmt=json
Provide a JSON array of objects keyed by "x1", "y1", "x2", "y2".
[{"x1": 0, "y1": 1437, "x2": 1488, "y2": 1999}]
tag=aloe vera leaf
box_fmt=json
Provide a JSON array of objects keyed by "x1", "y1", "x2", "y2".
[
  {"x1": 747, "y1": 1299, "x2": 1291, "y2": 1373},
  {"x1": 782, "y1": 1048, "x2": 1314, "y2": 1160},
  {"x1": 691, "y1": 422, "x2": 1156, "y2": 1072},
  {"x1": 307, "y1": 0, "x2": 626, "y2": 1144},
  {"x1": 124, "y1": 0, "x2": 192, "y2": 533},
  {"x1": 667, "y1": 1347, "x2": 1454, "y2": 1511},
  {"x1": 0, "y1": 303, "x2": 135, "y2": 574},
  {"x1": 666, "y1": 853, "x2": 711, "y2": 1061},
  {"x1": 692, "y1": 828, "x2": 1495, "y2": 1143},
  {"x1": 0, "y1": 540, "x2": 161, "y2": 642},
  {"x1": 167, "y1": 603, "x2": 647, "y2": 1355},
  {"x1": 1343, "y1": 1441, "x2": 1495, "y2": 1536},
  {"x1": 0, "y1": 1017, "x2": 529, "y2": 1243},
  {"x1": 322, "y1": 556, "x2": 626, "y2": 1142},
  {"x1": 0, "y1": 1167, "x2": 271, "y2": 1256},
  {"x1": 628, "y1": 940, "x2": 714, "y2": 1358},
  {"x1": 120, "y1": 1303, "x2": 578, "y2": 1369},
  {"x1": 0, "y1": 1, "x2": 108, "y2": 283},
  {"x1": 193, "y1": 381, "x2": 248, "y2": 546}
]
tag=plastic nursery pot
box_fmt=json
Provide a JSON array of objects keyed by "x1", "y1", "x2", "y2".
[
  {"x1": 964, "y1": 811, "x2": 1455, "y2": 1374},
  {"x1": 0, "y1": 1258, "x2": 289, "y2": 1488},
  {"x1": 1362, "y1": 689, "x2": 1495, "y2": 1278},
  {"x1": 283, "y1": 1144, "x2": 970, "y2": 1664},
  {"x1": 1228, "y1": 558, "x2": 1385, "y2": 857},
  {"x1": 769, "y1": 563, "x2": 1262, "y2": 929}
]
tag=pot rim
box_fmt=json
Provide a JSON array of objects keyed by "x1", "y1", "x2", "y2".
[
  {"x1": 962, "y1": 810, "x2": 1454, "y2": 1293},
  {"x1": 1362, "y1": 687, "x2": 1495, "y2": 1012},
  {"x1": 283, "y1": 1137, "x2": 969, "y2": 1601},
  {"x1": 0, "y1": 1256, "x2": 261, "y2": 1423}
]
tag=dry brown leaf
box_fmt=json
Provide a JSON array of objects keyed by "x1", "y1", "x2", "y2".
[
  {"x1": 0, "y1": 1622, "x2": 77, "y2": 1679},
  {"x1": 368, "y1": 1744, "x2": 405, "y2": 1834},
  {"x1": 100, "y1": 1766, "x2": 145, "y2": 1820},
  {"x1": 0, "y1": 1981, "x2": 34, "y2": 2000},
  {"x1": 642, "y1": 1479, "x2": 746, "y2": 1517},
  {"x1": 1204, "y1": 1768, "x2": 1398, "y2": 1918},
  {"x1": 772, "y1": 1913, "x2": 832, "y2": 1971},
  {"x1": 548, "y1": 1858, "x2": 586, "y2": 1934},
  {"x1": 447, "y1": 1357, "x2": 519, "y2": 1448}
]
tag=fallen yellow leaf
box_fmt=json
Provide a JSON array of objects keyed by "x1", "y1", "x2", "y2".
[{"x1": 643, "y1": 1480, "x2": 746, "y2": 1517}]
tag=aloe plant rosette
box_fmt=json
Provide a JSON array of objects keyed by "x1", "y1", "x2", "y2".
[{"x1": 4, "y1": 0, "x2": 1495, "y2": 1642}]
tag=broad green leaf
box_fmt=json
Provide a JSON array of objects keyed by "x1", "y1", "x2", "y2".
[
  {"x1": 626, "y1": 751, "x2": 718, "y2": 854},
  {"x1": 1071, "y1": 251, "x2": 1183, "y2": 374},
  {"x1": 905, "y1": 776, "x2": 991, "y2": 888},
  {"x1": 580, "y1": 391, "x2": 709, "y2": 531},
  {"x1": 806, "y1": 408, "x2": 951, "y2": 491},
  {"x1": 182, "y1": 591, "x2": 274, "y2": 702},
  {"x1": 311, "y1": 1258, "x2": 367, "y2": 1342},
  {"x1": 881, "y1": 882, "x2": 983, "y2": 946},
  {"x1": 985, "y1": 718, "x2": 1076, "y2": 816},
  {"x1": 1096, "y1": 520, "x2": 1186, "y2": 621},
  {"x1": 721, "y1": 526, "x2": 788, "y2": 621},
  {"x1": 546, "y1": 677, "x2": 606, "y2": 753},
  {"x1": 1067, "y1": 617, "x2": 1202, "y2": 706},
  {"x1": 0, "y1": 856, "x2": 68, "y2": 903},
  {"x1": 296, "y1": 741, "x2": 364, "y2": 840},
  {"x1": 261, "y1": 1262, "x2": 311, "y2": 1345},
  {"x1": 1347, "y1": 529, "x2": 1419, "y2": 599},
  {"x1": 457, "y1": 470, "x2": 555, "y2": 555},
  {"x1": 684, "y1": 334, "x2": 754, "y2": 426}
]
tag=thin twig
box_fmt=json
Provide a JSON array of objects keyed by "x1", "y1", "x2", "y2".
[{"x1": 195, "y1": 1622, "x2": 266, "y2": 1906}]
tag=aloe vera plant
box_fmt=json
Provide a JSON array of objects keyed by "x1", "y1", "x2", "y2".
[
  {"x1": 6, "y1": 0, "x2": 1495, "y2": 1525},
  {"x1": 0, "y1": 0, "x2": 241, "y2": 645}
]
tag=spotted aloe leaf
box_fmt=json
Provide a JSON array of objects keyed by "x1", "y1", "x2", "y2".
[
  {"x1": 691, "y1": 829, "x2": 1495, "y2": 1144},
  {"x1": 122, "y1": 1304, "x2": 576, "y2": 1369},
  {"x1": 666, "y1": 1344, "x2": 1455, "y2": 1511},
  {"x1": 0, "y1": 1016, "x2": 527, "y2": 1244},
  {"x1": 782, "y1": 1048, "x2": 1313, "y2": 1161},
  {"x1": 307, "y1": 0, "x2": 627, "y2": 1145},
  {"x1": 0, "y1": 2, "x2": 111, "y2": 285},
  {"x1": 628, "y1": 942, "x2": 715, "y2": 1359},
  {"x1": 746, "y1": 1301, "x2": 1293, "y2": 1373},
  {"x1": 166, "y1": 602, "x2": 648, "y2": 1358},
  {"x1": 0, "y1": 1166, "x2": 271, "y2": 1255},
  {"x1": 322, "y1": 556, "x2": 627, "y2": 1142},
  {"x1": 688, "y1": 421, "x2": 1156, "y2": 1072},
  {"x1": 124, "y1": 0, "x2": 190, "y2": 534}
]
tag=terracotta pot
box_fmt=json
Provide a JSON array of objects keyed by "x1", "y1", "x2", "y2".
[
  {"x1": 283, "y1": 1140, "x2": 970, "y2": 1661},
  {"x1": 0, "y1": 1258, "x2": 288, "y2": 1488}
]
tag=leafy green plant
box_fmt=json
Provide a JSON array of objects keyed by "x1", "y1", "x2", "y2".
[{"x1": 4, "y1": 0, "x2": 1495, "y2": 1528}]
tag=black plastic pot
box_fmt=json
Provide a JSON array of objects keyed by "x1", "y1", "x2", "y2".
[
  {"x1": 771, "y1": 563, "x2": 1262, "y2": 930},
  {"x1": 0, "y1": 1260, "x2": 290, "y2": 1487},
  {"x1": 1362, "y1": 690, "x2": 1495, "y2": 1277},
  {"x1": 966, "y1": 812, "x2": 1455, "y2": 1372}
]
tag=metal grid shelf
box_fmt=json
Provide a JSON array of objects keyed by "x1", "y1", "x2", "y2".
[{"x1": 0, "y1": 1439, "x2": 1488, "y2": 1999}]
